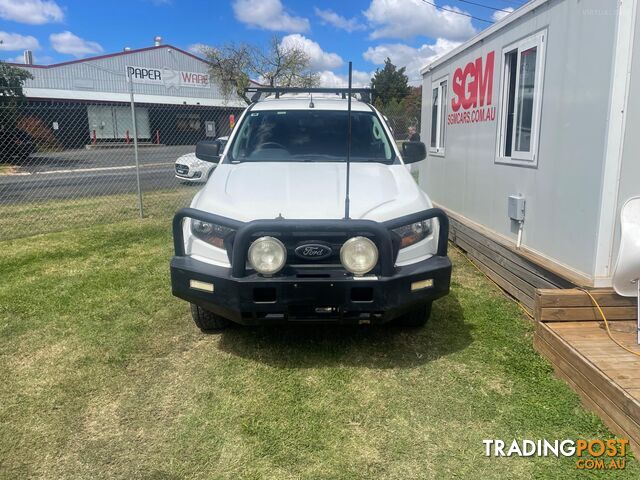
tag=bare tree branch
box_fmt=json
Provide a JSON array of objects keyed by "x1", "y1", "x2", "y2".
[{"x1": 203, "y1": 36, "x2": 319, "y2": 104}]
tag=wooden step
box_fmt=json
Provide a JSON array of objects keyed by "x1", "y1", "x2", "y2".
[
  {"x1": 534, "y1": 321, "x2": 640, "y2": 455},
  {"x1": 535, "y1": 289, "x2": 637, "y2": 323}
]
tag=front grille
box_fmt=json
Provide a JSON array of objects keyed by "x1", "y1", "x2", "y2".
[
  {"x1": 228, "y1": 230, "x2": 398, "y2": 272},
  {"x1": 220, "y1": 221, "x2": 401, "y2": 276},
  {"x1": 175, "y1": 164, "x2": 189, "y2": 175},
  {"x1": 280, "y1": 232, "x2": 350, "y2": 266},
  {"x1": 226, "y1": 231, "x2": 350, "y2": 268}
]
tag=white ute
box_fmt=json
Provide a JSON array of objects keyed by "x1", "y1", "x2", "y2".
[{"x1": 170, "y1": 87, "x2": 452, "y2": 331}]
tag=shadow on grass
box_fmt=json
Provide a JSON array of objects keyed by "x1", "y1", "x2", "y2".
[{"x1": 217, "y1": 291, "x2": 472, "y2": 369}]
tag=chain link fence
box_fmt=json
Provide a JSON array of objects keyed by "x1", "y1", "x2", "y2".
[
  {"x1": 0, "y1": 86, "x2": 422, "y2": 240},
  {"x1": 0, "y1": 98, "x2": 243, "y2": 240},
  {"x1": 376, "y1": 91, "x2": 423, "y2": 143},
  {"x1": 376, "y1": 90, "x2": 423, "y2": 181}
]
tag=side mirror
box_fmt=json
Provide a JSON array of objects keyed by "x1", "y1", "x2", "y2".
[
  {"x1": 402, "y1": 141, "x2": 427, "y2": 164},
  {"x1": 195, "y1": 140, "x2": 221, "y2": 163}
]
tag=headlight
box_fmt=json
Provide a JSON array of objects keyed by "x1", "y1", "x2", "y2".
[
  {"x1": 340, "y1": 236, "x2": 378, "y2": 276},
  {"x1": 248, "y1": 236, "x2": 287, "y2": 276},
  {"x1": 392, "y1": 220, "x2": 433, "y2": 249},
  {"x1": 191, "y1": 220, "x2": 234, "y2": 249}
]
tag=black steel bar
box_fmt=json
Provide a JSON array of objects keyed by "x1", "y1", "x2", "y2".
[
  {"x1": 245, "y1": 87, "x2": 372, "y2": 95},
  {"x1": 344, "y1": 61, "x2": 353, "y2": 219},
  {"x1": 172, "y1": 207, "x2": 449, "y2": 276},
  {"x1": 172, "y1": 208, "x2": 245, "y2": 256},
  {"x1": 382, "y1": 207, "x2": 449, "y2": 257}
]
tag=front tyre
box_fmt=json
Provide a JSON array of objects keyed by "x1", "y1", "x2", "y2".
[
  {"x1": 396, "y1": 302, "x2": 432, "y2": 327},
  {"x1": 190, "y1": 303, "x2": 230, "y2": 332}
]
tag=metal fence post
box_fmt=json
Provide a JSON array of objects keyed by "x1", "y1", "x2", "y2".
[{"x1": 128, "y1": 76, "x2": 144, "y2": 218}]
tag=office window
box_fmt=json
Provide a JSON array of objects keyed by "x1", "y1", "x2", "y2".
[
  {"x1": 497, "y1": 30, "x2": 546, "y2": 166},
  {"x1": 430, "y1": 77, "x2": 447, "y2": 154}
]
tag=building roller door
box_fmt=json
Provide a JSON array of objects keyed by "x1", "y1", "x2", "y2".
[{"x1": 87, "y1": 105, "x2": 150, "y2": 140}]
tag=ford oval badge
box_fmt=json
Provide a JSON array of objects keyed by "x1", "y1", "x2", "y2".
[{"x1": 294, "y1": 243, "x2": 332, "y2": 260}]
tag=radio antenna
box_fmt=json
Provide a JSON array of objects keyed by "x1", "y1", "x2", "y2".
[{"x1": 344, "y1": 61, "x2": 353, "y2": 219}]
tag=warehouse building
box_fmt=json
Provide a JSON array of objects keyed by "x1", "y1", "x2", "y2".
[{"x1": 9, "y1": 38, "x2": 246, "y2": 148}]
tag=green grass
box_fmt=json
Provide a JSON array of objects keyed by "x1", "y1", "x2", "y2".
[
  {"x1": 0, "y1": 187, "x2": 195, "y2": 240},
  {"x1": 0, "y1": 217, "x2": 637, "y2": 479}
]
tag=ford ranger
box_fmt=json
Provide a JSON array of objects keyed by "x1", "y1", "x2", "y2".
[{"x1": 170, "y1": 87, "x2": 451, "y2": 331}]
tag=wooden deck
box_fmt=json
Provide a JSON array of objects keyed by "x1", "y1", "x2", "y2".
[
  {"x1": 441, "y1": 209, "x2": 640, "y2": 450},
  {"x1": 533, "y1": 289, "x2": 640, "y2": 454}
]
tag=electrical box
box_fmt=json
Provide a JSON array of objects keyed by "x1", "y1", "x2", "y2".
[{"x1": 508, "y1": 194, "x2": 526, "y2": 222}]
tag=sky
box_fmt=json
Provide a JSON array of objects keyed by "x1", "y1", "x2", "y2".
[{"x1": 0, "y1": 0, "x2": 527, "y2": 85}]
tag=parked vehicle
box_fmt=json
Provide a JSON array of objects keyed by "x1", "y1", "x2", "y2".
[
  {"x1": 174, "y1": 136, "x2": 228, "y2": 183},
  {"x1": 170, "y1": 87, "x2": 451, "y2": 331},
  {"x1": 0, "y1": 127, "x2": 35, "y2": 164}
]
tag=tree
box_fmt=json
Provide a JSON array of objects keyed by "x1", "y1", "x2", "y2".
[
  {"x1": 202, "y1": 36, "x2": 319, "y2": 104},
  {"x1": 0, "y1": 59, "x2": 34, "y2": 163},
  {"x1": 371, "y1": 58, "x2": 410, "y2": 108},
  {"x1": 0, "y1": 60, "x2": 33, "y2": 100},
  {"x1": 402, "y1": 86, "x2": 422, "y2": 126}
]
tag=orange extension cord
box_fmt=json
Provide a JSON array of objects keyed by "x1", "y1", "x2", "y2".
[
  {"x1": 577, "y1": 287, "x2": 640, "y2": 358},
  {"x1": 455, "y1": 243, "x2": 640, "y2": 357}
]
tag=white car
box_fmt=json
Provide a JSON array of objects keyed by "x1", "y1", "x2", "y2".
[
  {"x1": 174, "y1": 136, "x2": 228, "y2": 183},
  {"x1": 170, "y1": 88, "x2": 451, "y2": 331}
]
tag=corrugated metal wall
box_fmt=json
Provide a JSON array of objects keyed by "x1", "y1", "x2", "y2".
[{"x1": 21, "y1": 46, "x2": 226, "y2": 101}]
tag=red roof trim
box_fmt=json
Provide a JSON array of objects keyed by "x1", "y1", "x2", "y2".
[{"x1": 5, "y1": 44, "x2": 209, "y2": 69}]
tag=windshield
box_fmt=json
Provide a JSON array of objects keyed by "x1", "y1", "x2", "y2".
[{"x1": 227, "y1": 110, "x2": 395, "y2": 163}]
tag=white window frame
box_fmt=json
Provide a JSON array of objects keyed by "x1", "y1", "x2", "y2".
[
  {"x1": 496, "y1": 29, "x2": 546, "y2": 167},
  {"x1": 429, "y1": 76, "x2": 448, "y2": 156}
]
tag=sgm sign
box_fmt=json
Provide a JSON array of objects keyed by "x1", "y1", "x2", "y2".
[
  {"x1": 448, "y1": 51, "x2": 496, "y2": 125},
  {"x1": 126, "y1": 66, "x2": 209, "y2": 88}
]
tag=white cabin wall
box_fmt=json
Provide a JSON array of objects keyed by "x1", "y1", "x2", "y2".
[{"x1": 420, "y1": 0, "x2": 619, "y2": 282}]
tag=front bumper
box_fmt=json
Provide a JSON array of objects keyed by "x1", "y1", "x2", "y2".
[
  {"x1": 170, "y1": 254, "x2": 451, "y2": 325},
  {"x1": 170, "y1": 207, "x2": 452, "y2": 325}
]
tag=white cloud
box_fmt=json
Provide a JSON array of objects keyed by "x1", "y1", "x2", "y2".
[
  {"x1": 364, "y1": 38, "x2": 461, "y2": 84},
  {"x1": 314, "y1": 7, "x2": 365, "y2": 32},
  {"x1": 280, "y1": 34, "x2": 343, "y2": 70},
  {"x1": 364, "y1": 0, "x2": 475, "y2": 41},
  {"x1": 50, "y1": 31, "x2": 103, "y2": 58},
  {"x1": 492, "y1": 7, "x2": 514, "y2": 22},
  {"x1": 233, "y1": 0, "x2": 309, "y2": 33},
  {"x1": 0, "y1": 31, "x2": 40, "y2": 51},
  {"x1": 0, "y1": 0, "x2": 63, "y2": 25},
  {"x1": 318, "y1": 69, "x2": 372, "y2": 88},
  {"x1": 187, "y1": 43, "x2": 209, "y2": 55},
  {"x1": 5, "y1": 52, "x2": 53, "y2": 64},
  {"x1": 3, "y1": 54, "x2": 22, "y2": 63}
]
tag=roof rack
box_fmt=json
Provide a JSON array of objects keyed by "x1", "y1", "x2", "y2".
[{"x1": 245, "y1": 86, "x2": 372, "y2": 104}]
